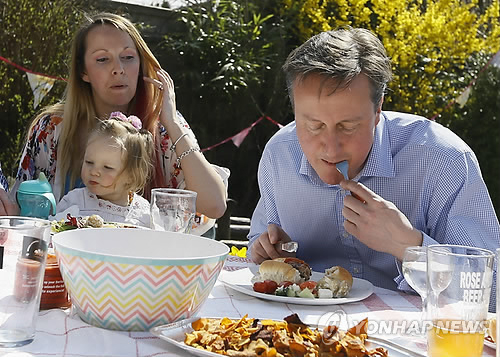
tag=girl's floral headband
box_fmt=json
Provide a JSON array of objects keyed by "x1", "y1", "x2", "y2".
[{"x1": 109, "y1": 111, "x2": 142, "y2": 130}]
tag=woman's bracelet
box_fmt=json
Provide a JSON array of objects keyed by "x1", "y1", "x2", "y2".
[
  {"x1": 170, "y1": 133, "x2": 188, "y2": 152},
  {"x1": 176, "y1": 146, "x2": 201, "y2": 168}
]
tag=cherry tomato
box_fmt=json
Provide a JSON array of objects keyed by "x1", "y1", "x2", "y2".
[
  {"x1": 253, "y1": 280, "x2": 278, "y2": 294},
  {"x1": 299, "y1": 281, "x2": 317, "y2": 291},
  {"x1": 278, "y1": 281, "x2": 294, "y2": 288}
]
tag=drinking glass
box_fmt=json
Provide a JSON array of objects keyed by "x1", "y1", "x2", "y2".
[
  {"x1": 402, "y1": 246, "x2": 428, "y2": 328},
  {"x1": 150, "y1": 188, "x2": 197, "y2": 233},
  {"x1": 427, "y1": 244, "x2": 494, "y2": 357},
  {"x1": 0, "y1": 217, "x2": 51, "y2": 347}
]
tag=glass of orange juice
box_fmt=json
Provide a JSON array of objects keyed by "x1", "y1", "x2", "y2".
[{"x1": 426, "y1": 245, "x2": 494, "y2": 357}]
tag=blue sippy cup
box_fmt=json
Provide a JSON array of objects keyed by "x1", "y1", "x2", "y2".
[{"x1": 16, "y1": 172, "x2": 56, "y2": 219}]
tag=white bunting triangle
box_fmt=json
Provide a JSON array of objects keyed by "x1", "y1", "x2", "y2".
[{"x1": 26, "y1": 72, "x2": 56, "y2": 108}]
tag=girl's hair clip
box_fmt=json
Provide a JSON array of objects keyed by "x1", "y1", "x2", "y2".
[{"x1": 109, "y1": 111, "x2": 142, "y2": 130}]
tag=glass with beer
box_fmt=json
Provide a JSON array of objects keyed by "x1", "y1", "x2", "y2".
[{"x1": 426, "y1": 244, "x2": 494, "y2": 357}]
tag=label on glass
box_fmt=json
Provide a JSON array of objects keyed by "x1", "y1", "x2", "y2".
[{"x1": 21, "y1": 235, "x2": 47, "y2": 262}]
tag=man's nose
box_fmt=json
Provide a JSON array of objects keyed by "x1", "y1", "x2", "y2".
[{"x1": 323, "y1": 130, "x2": 342, "y2": 159}]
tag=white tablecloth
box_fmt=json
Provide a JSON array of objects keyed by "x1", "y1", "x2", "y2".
[{"x1": 1, "y1": 256, "x2": 496, "y2": 356}]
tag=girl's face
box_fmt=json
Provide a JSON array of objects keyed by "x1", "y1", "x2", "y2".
[
  {"x1": 82, "y1": 24, "x2": 141, "y2": 118},
  {"x1": 81, "y1": 136, "x2": 131, "y2": 206}
]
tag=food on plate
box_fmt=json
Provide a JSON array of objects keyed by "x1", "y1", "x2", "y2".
[
  {"x1": 253, "y1": 257, "x2": 312, "y2": 285},
  {"x1": 487, "y1": 317, "x2": 496, "y2": 342},
  {"x1": 184, "y1": 314, "x2": 388, "y2": 357},
  {"x1": 252, "y1": 259, "x2": 353, "y2": 299},
  {"x1": 317, "y1": 266, "x2": 353, "y2": 298},
  {"x1": 51, "y1": 213, "x2": 136, "y2": 233}
]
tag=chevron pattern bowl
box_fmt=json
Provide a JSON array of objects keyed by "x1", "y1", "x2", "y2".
[{"x1": 52, "y1": 228, "x2": 229, "y2": 331}]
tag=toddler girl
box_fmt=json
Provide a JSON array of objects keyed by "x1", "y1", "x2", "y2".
[{"x1": 54, "y1": 112, "x2": 154, "y2": 227}]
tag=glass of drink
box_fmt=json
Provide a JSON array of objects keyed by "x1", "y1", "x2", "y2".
[
  {"x1": 402, "y1": 246, "x2": 428, "y2": 329},
  {"x1": 427, "y1": 244, "x2": 494, "y2": 357},
  {"x1": 0, "y1": 217, "x2": 51, "y2": 347},
  {"x1": 150, "y1": 188, "x2": 197, "y2": 233}
]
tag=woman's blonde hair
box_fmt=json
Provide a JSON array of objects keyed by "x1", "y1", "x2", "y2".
[
  {"x1": 28, "y1": 12, "x2": 164, "y2": 199},
  {"x1": 87, "y1": 118, "x2": 154, "y2": 194}
]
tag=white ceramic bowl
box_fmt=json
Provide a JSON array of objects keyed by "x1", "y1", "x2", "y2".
[{"x1": 52, "y1": 228, "x2": 229, "y2": 331}]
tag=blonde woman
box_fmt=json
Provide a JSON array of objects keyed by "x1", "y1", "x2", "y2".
[{"x1": 1, "y1": 13, "x2": 228, "y2": 225}]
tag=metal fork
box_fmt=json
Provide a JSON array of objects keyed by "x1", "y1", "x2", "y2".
[{"x1": 280, "y1": 241, "x2": 298, "y2": 253}]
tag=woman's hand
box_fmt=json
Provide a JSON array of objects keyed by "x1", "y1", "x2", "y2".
[
  {"x1": 143, "y1": 68, "x2": 177, "y2": 127},
  {"x1": 144, "y1": 69, "x2": 227, "y2": 219},
  {"x1": 0, "y1": 189, "x2": 19, "y2": 216}
]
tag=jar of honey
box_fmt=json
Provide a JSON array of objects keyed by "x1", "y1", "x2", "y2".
[{"x1": 40, "y1": 251, "x2": 71, "y2": 310}]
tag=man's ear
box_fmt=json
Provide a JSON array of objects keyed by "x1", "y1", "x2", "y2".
[{"x1": 375, "y1": 97, "x2": 384, "y2": 125}]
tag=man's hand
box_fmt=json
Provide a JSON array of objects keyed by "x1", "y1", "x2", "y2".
[
  {"x1": 340, "y1": 180, "x2": 422, "y2": 261},
  {"x1": 250, "y1": 224, "x2": 295, "y2": 264},
  {"x1": 0, "y1": 189, "x2": 19, "y2": 216}
]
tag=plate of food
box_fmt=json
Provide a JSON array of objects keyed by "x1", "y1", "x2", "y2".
[
  {"x1": 151, "y1": 314, "x2": 425, "y2": 357},
  {"x1": 51, "y1": 214, "x2": 141, "y2": 234},
  {"x1": 218, "y1": 257, "x2": 373, "y2": 305},
  {"x1": 484, "y1": 316, "x2": 496, "y2": 350}
]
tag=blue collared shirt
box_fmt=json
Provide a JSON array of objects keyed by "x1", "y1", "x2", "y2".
[{"x1": 248, "y1": 111, "x2": 500, "y2": 309}]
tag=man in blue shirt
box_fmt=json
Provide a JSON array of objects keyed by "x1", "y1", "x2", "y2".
[{"x1": 248, "y1": 28, "x2": 499, "y2": 303}]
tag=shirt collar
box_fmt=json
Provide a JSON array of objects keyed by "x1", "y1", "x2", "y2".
[
  {"x1": 360, "y1": 112, "x2": 395, "y2": 178},
  {"x1": 298, "y1": 112, "x2": 395, "y2": 185}
]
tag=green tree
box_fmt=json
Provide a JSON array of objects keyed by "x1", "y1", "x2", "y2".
[
  {"x1": 0, "y1": 0, "x2": 97, "y2": 181},
  {"x1": 161, "y1": 0, "x2": 292, "y2": 216},
  {"x1": 441, "y1": 63, "x2": 500, "y2": 214}
]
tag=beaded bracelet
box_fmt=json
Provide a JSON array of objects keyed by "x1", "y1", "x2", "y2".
[
  {"x1": 170, "y1": 133, "x2": 188, "y2": 152},
  {"x1": 176, "y1": 146, "x2": 201, "y2": 168}
]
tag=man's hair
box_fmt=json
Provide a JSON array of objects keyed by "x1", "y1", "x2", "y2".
[
  {"x1": 87, "y1": 119, "x2": 154, "y2": 194},
  {"x1": 282, "y1": 27, "x2": 392, "y2": 111}
]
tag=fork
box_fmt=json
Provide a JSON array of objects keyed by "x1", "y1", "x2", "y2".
[
  {"x1": 336, "y1": 160, "x2": 349, "y2": 180},
  {"x1": 280, "y1": 241, "x2": 298, "y2": 253}
]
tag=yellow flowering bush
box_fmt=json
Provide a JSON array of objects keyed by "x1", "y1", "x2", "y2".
[{"x1": 280, "y1": 0, "x2": 500, "y2": 118}]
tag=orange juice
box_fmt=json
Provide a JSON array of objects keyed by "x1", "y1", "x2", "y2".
[{"x1": 427, "y1": 320, "x2": 484, "y2": 357}]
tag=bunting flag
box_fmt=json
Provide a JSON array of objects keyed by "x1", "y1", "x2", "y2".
[
  {"x1": 491, "y1": 51, "x2": 500, "y2": 68},
  {"x1": 231, "y1": 127, "x2": 253, "y2": 147},
  {"x1": 26, "y1": 72, "x2": 56, "y2": 108},
  {"x1": 455, "y1": 86, "x2": 472, "y2": 108}
]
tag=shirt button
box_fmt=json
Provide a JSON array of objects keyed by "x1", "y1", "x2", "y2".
[
  {"x1": 342, "y1": 232, "x2": 349, "y2": 238},
  {"x1": 353, "y1": 267, "x2": 360, "y2": 274}
]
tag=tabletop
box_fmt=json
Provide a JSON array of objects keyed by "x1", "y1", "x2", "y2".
[{"x1": 1, "y1": 256, "x2": 496, "y2": 357}]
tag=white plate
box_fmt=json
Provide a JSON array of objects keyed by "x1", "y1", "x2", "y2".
[
  {"x1": 218, "y1": 267, "x2": 373, "y2": 305},
  {"x1": 484, "y1": 338, "x2": 495, "y2": 350},
  {"x1": 151, "y1": 317, "x2": 425, "y2": 357}
]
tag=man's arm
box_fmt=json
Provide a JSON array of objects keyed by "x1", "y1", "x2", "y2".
[{"x1": 247, "y1": 146, "x2": 294, "y2": 264}]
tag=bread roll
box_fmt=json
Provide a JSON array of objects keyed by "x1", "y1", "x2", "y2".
[
  {"x1": 274, "y1": 257, "x2": 312, "y2": 281},
  {"x1": 256, "y1": 260, "x2": 303, "y2": 284},
  {"x1": 317, "y1": 266, "x2": 353, "y2": 298}
]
